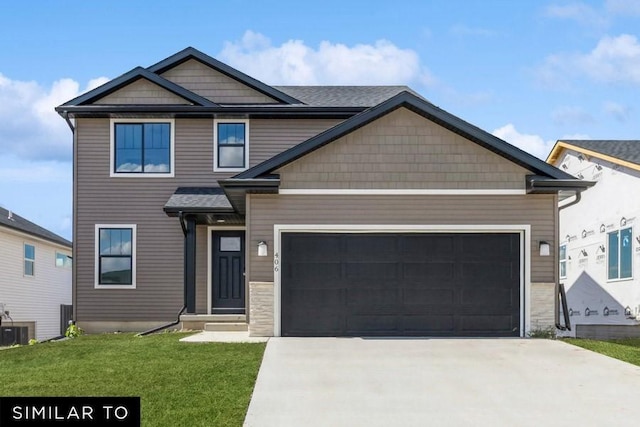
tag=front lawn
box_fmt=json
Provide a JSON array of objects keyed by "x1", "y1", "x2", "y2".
[
  {"x1": 0, "y1": 333, "x2": 266, "y2": 426},
  {"x1": 564, "y1": 338, "x2": 640, "y2": 367}
]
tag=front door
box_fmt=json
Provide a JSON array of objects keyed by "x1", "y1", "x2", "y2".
[{"x1": 212, "y1": 231, "x2": 246, "y2": 314}]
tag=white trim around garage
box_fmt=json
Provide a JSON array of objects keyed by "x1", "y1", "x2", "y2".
[
  {"x1": 272, "y1": 224, "x2": 532, "y2": 338},
  {"x1": 278, "y1": 189, "x2": 527, "y2": 196}
]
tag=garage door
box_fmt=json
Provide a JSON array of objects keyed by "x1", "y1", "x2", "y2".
[{"x1": 281, "y1": 233, "x2": 521, "y2": 337}]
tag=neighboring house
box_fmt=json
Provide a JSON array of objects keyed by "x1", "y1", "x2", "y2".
[
  {"x1": 0, "y1": 207, "x2": 72, "y2": 341},
  {"x1": 56, "y1": 47, "x2": 591, "y2": 338},
  {"x1": 547, "y1": 140, "x2": 640, "y2": 338}
]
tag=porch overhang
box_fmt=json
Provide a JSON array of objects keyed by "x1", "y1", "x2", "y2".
[
  {"x1": 163, "y1": 187, "x2": 244, "y2": 224},
  {"x1": 218, "y1": 176, "x2": 280, "y2": 215}
]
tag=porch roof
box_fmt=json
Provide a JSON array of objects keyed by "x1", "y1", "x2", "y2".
[{"x1": 164, "y1": 187, "x2": 244, "y2": 224}]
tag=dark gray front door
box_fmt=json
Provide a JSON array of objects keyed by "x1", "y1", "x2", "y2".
[
  {"x1": 212, "y1": 231, "x2": 245, "y2": 314},
  {"x1": 281, "y1": 232, "x2": 521, "y2": 337}
]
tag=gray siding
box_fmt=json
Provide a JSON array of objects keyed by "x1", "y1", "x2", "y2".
[
  {"x1": 75, "y1": 117, "x2": 338, "y2": 321},
  {"x1": 94, "y1": 79, "x2": 190, "y2": 105},
  {"x1": 247, "y1": 194, "x2": 557, "y2": 284},
  {"x1": 278, "y1": 108, "x2": 530, "y2": 189},
  {"x1": 161, "y1": 59, "x2": 277, "y2": 104}
]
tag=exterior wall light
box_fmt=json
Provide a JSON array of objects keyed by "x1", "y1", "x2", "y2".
[
  {"x1": 258, "y1": 241, "x2": 268, "y2": 257},
  {"x1": 539, "y1": 241, "x2": 550, "y2": 257}
]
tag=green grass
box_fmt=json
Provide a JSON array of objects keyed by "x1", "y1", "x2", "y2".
[
  {"x1": 0, "y1": 333, "x2": 266, "y2": 426},
  {"x1": 564, "y1": 338, "x2": 640, "y2": 367}
]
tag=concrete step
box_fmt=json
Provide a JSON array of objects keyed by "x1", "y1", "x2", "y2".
[
  {"x1": 204, "y1": 322, "x2": 248, "y2": 332},
  {"x1": 181, "y1": 314, "x2": 246, "y2": 323}
]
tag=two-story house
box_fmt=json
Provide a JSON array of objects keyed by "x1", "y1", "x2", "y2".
[
  {"x1": 56, "y1": 47, "x2": 591, "y2": 337},
  {"x1": 547, "y1": 140, "x2": 640, "y2": 338},
  {"x1": 0, "y1": 207, "x2": 72, "y2": 342}
]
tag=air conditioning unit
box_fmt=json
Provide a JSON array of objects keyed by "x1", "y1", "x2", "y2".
[{"x1": 1, "y1": 326, "x2": 29, "y2": 346}]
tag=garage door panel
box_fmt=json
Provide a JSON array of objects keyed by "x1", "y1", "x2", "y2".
[
  {"x1": 346, "y1": 263, "x2": 400, "y2": 279},
  {"x1": 403, "y1": 262, "x2": 455, "y2": 280},
  {"x1": 403, "y1": 289, "x2": 455, "y2": 305},
  {"x1": 281, "y1": 232, "x2": 520, "y2": 337}
]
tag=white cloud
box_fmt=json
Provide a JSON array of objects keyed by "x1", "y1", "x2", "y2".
[
  {"x1": 545, "y1": 2, "x2": 609, "y2": 28},
  {"x1": 552, "y1": 106, "x2": 595, "y2": 125},
  {"x1": 603, "y1": 101, "x2": 632, "y2": 122},
  {"x1": 605, "y1": 0, "x2": 640, "y2": 15},
  {"x1": 0, "y1": 73, "x2": 109, "y2": 162},
  {"x1": 536, "y1": 34, "x2": 640, "y2": 86},
  {"x1": 218, "y1": 30, "x2": 435, "y2": 86},
  {"x1": 492, "y1": 124, "x2": 555, "y2": 160}
]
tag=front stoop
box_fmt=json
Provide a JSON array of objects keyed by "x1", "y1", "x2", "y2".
[{"x1": 180, "y1": 314, "x2": 247, "y2": 332}]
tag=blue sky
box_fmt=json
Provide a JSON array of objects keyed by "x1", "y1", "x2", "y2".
[{"x1": 1, "y1": 0, "x2": 639, "y2": 240}]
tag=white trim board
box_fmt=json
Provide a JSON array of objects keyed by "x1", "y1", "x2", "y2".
[
  {"x1": 272, "y1": 224, "x2": 532, "y2": 337},
  {"x1": 277, "y1": 189, "x2": 527, "y2": 195},
  {"x1": 207, "y1": 225, "x2": 247, "y2": 315}
]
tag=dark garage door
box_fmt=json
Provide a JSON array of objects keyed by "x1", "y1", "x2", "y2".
[{"x1": 281, "y1": 233, "x2": 520, "y2": 337}]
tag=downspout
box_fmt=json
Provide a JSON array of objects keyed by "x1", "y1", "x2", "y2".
[
  {"x1": 555, "y1": 191, "x2": 580, "y2": 331},
  {"x1": 62, "y1": 111, "x2": 75, "y2": 133},
  {"x1": 558, "y1": 191, "x2": 581, "y2": 211},
  {"x1": 137, "y1": 212, "x2": 189, "y2": 336}
]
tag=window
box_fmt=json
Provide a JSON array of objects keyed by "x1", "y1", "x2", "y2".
[
  {"x1": 559, "y1": 244, "x2": 567, "y2": 279},
  {"x1": 95, "y1": 225, "x2": 136, "y2": 288},
  {"x1": 214, "y1": 119, "x2": 249, "y2": 171},
  {"x1": 24, "y1": 244, "x2": 35, "y2": 276},
  {"x1": 608, "y1": 227, "x2": 632, "y2": 280},
  {"x1": 111, "y1": 119, "x2": 174, "y2": 177},
  {"x1": 56, "y1": 252, "x2": 72, "y2": 268}
]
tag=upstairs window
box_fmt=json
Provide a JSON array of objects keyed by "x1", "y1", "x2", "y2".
[
  {"x1": 559, "y1": 244, "x2": 567, "y2": 280},
  {"x1": 24, "y1": 244, "x2": 35, "y2": 276},
  {"x1": 608, "y1": 227, "x2": 632, "y2": 281},
  {"x1": 56, "y1": 252, "x2": 72, "y2": 268},
  {"x1": 111, "y1": 119, "x2": 174, "y2": 177},
  {"x1": 214, "y1": 119, "x2": 249, "y2": 171}
]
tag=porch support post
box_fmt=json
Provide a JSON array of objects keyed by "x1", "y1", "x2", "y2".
[{"x1": 184, "y1": 215, "x2": 197, "y2": 314}]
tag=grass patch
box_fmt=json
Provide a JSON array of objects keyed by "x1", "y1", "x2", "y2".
[
  {"x1": 564, "y1": 338, "x2": 640, "y2": 367},
  {"x1": 0, "y1": 333, "x2": 266, "y2": 426}
]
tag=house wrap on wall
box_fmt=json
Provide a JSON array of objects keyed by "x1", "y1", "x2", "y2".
[
  {"x1": 56, "y1": 47, "x2": 592, "y2": 337},
  {"x1": 548, "y1": 140, "x2": 640, "y2": 338}
]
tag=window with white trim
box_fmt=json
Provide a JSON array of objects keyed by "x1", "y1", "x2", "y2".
[
  {"x1": 95, "y1": 225, "x2": 136, "y2": 288},
  {"x1": 56, "y1": 252, "x2": 72, "y2": 268},
  {"x1": 213, "y1": 119, "x2": 249, "y2": 171},
  {"x1": 111, "y1": 119, "x2": 174, "y2": 177},
  {"x1": 559, "y1": 244, "x2": 567, "y2": 280},
  {"x1": 24, "y1": 244, "x2": 35, "y2": 276},
  {"x1": 608, "y1": 227, "x2": 632, "y2": 280}
]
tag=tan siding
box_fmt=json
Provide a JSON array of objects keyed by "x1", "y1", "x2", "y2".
[
  {"x1": 75, "y1": 117, "x2": 339, "y2": 321},
  {"x1": 278, "y1": 108, "x2": 531, "y2": 189},
  {"x1": 94, "y1": 79, "x2": 190, "y2": 105},
  {"x1": 161, "y1": 59, "x2": 277, "y2": 104},
  {"x1": 248, "y1": 194, "x2": 556, "y2": 284}
]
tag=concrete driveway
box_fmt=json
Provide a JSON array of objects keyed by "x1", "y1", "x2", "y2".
[{"x1": 244, "y1": 338, "x2": 640, "y2": 426}]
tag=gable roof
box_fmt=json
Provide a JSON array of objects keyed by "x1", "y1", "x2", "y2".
[
  {"x1": 273, "y1": 86, "x2": 422, "y2": 107},
  {"x1": 147, "y1": 47, "x2": 301, "y2": 105},
  {"x1": 235, "y1": 91, "x2": 578, "y2": 181},
  {"x1": 547, "y1": 140, "x2": 640, "y2": 172},
  {"x1": 59, "y1": 66, "x2": 217, "y2": 107},
  {"x1": 0, "y1": 207, "x2": 71, "y2": 248}
]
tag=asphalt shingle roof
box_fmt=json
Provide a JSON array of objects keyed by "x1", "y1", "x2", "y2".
[
  {"x1": 164, "y1": 187, "x2": 232, "y2": 211},
  {"x1": 273, "y1": 86, "x2": 423, "y2": 107},
  {"x1": 562, "y1": 140, "x2": 640, "y2": 166},
  {"x1": 0, "y1": 207, "x2": 71, "y2": 247}
]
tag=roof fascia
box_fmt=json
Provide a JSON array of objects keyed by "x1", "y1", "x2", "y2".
[
  {"x1": 236, "y1": 91, "x2": 574, "y2": 180},
  {"x1": 1, "y1": 223, "x2": 72, "y2": 249},
  {"x1": 147, "y1": 47, "x2": 302, "y2": 105},
  {"x1": 58, "y1": 67, "x2": 218, "y2": 108},
  {"x1": 548, "y1": 141, "x2": 640, "y2": 172}
]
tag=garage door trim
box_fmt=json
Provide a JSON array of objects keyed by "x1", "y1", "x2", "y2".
[{"x1": 272, "y1": 224, "x2": 531, "y2": 337}]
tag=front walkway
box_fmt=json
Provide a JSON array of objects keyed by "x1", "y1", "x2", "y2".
[{"x1": 244, "y1": 338, "x2": 640, "y2": 426}]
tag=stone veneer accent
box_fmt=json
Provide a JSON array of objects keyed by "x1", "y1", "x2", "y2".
[
  {"x1": 530, "y1": 282, "x2": 556, "y2": 332},
  {"x1": 249, "y1": 282, "x2": 274, "y2": 337}
]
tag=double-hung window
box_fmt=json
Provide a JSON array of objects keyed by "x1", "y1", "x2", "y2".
[
  {"x1": 111, "y1": 119, "x2": 174, "y2": 176},
  {"x1": 24, "y1": 244, "x2": 35, "y2": 276},
  {"x1": 95, "y1": 225, "x2": 136, "y2": 288},
  {"x1": 608, "y1": 227, "x2": 632, "y2": 281},
  {"x1": 559, "y1": 244, "x2": 567, "y2": 280},
  {"x1": 214, "y1": 119, "x2": 249, "y2": 171}
]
